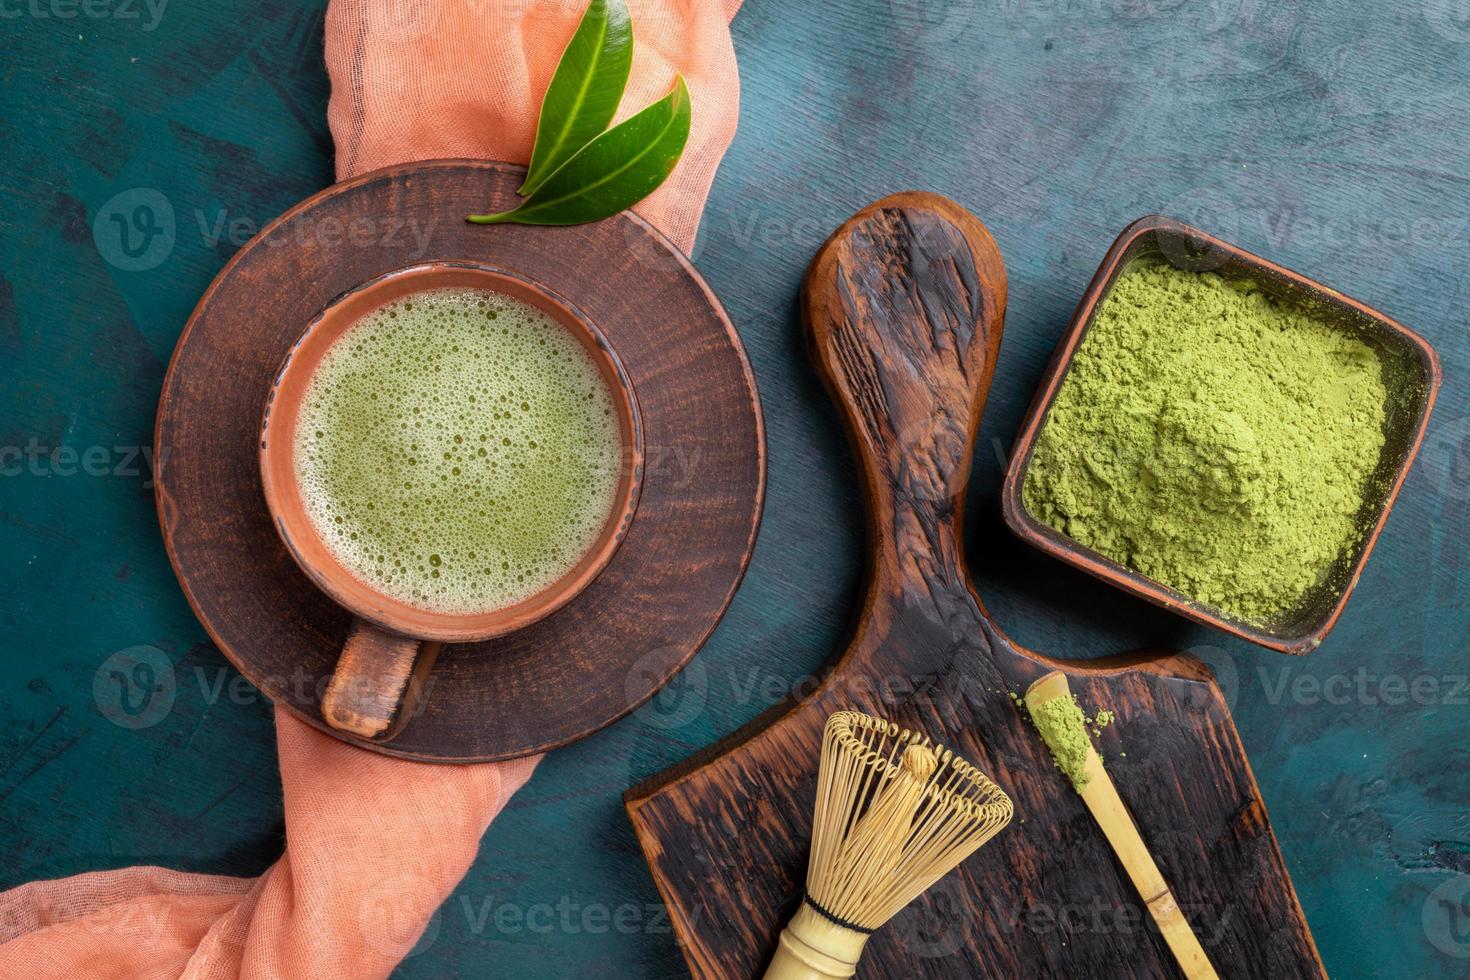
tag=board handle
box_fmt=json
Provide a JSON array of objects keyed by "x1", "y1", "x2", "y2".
[{"x1": 802, "y1": 192, "x2": 1007, "y2": 586}]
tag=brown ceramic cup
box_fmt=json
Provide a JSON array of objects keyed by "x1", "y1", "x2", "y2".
[{"x1": 260, "y1": 263, "x2": 643, "y2": 740}]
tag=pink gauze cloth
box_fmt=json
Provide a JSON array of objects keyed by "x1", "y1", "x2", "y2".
[{"x1": 0, "y1": 1, "x2": 741, "y2": 977}]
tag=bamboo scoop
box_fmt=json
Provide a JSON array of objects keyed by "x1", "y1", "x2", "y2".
[
  {"x1": 764, "y1": 711, "x2": 1014, "y2": 980},
  {"x1": 1025, "y1": 671, "x2": 1220, "y2": 980}
]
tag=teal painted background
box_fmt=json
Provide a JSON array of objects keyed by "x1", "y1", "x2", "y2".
[{"x1": 3, "y1": 1, "x2": 1469, "y2": 976}]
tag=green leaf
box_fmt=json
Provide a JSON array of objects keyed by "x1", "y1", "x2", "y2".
[
  {"x1": 469, "y1": 76, "x2": 691, "y2": 227},
  {"x1": 519, "y1": 0, "x2": 634, "y2": 198}
]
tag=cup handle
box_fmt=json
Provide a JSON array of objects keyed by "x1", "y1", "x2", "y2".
[{"x1": 322, "y1": 619, "x2": 435, "y2": 739}]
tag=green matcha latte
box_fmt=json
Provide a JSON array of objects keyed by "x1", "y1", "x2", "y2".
[{"x1": 294, "y1": 287, "x2": 623, "y2": 615}]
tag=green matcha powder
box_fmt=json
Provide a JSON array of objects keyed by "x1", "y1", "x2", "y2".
[
  {"x1": 1023, "y1": 260, "x2": 1387, "y2": 625},
  {"x1": 1030, "y1": 693, "x2": 1095, "y2": 792}
]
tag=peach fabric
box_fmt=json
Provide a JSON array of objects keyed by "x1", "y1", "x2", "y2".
[
  {"x1": 0, "y1": 1, "x2": 742, "y2": 976},
  {"x1": 0, "y1": 725, "x2": 537, "y2": 978},
  {"x1": 328, "y1": 0, "x2": 745, "y2": 250}
]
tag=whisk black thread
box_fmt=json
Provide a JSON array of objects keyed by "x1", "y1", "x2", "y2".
[{"x1": 801, "y1": 891, "x2": 875, "y2": 935}]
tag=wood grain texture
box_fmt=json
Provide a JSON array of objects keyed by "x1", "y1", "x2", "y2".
[
  {"x1": 625, "y1": 194, "x2": 1324, "y2": 978},
  {"x1": 154, "y1": 161, "x2": 765, "y2": 762}
]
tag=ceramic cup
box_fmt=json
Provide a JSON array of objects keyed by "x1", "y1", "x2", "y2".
[{"x1": 260, "y1": 262, "x2": 643, "y2": 740}]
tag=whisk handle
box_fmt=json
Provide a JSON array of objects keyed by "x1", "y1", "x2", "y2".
[{"x1": 763, "y1": 903, "x2": 868, "y2": 980}]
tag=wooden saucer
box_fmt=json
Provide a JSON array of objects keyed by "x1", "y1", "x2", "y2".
[{"x1": 155, "y1": 161, "x2": 765, "y2": 762}]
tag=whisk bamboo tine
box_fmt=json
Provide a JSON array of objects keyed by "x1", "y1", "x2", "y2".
[{"x1": 764, "y1": 711, "x2": 1013, "y2": 980}]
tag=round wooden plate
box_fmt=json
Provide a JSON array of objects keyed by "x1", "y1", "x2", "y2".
[{"x1": 155, "y1": 161, "x2": 765, "y2": 762}]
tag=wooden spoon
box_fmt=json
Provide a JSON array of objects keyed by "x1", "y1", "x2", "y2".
[{"x1": 1026, "y1": 670, "x2": 1220, "y2": 980}]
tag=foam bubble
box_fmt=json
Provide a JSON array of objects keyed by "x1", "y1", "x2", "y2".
[{"x1": 294, "y1": 287, "x2": 623, "y2": 614}]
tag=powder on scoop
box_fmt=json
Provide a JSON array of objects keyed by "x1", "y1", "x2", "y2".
[
  {"x1": 1022, "y1": 260, "x2": 1387, "y2": 625},
  {"x1": 1030, "y1": 693, "x2": 1094, "y2": 792}
]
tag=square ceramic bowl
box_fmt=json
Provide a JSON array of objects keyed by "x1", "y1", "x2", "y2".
[{"x1": 1001, "y1": 215, "x2": 1442, "y2": 653}]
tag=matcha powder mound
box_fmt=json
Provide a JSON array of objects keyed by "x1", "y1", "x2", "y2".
[
  {"x1": 1031, "y1": 694, "x2": 1094, "y2": 791},
  {"x1": 1023, "y1": 260, "x2": 1387, "y2": 624}
]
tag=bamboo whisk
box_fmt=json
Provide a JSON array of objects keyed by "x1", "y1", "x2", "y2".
[{"x1": 764, "y1": 711, "x2": 1014, "y2": 980}]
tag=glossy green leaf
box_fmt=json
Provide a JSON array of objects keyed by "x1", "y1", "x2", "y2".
[
  {"x1": 519, "y1": 0, "x2": 633, "y2": 197},
  {"x1": 469, "y1": 76, "x2": 691, "y2": 227}
]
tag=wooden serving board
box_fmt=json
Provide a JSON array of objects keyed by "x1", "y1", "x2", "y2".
[{"x1": 625, "y1": 193, "x2": 1323, "y2": 978}]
